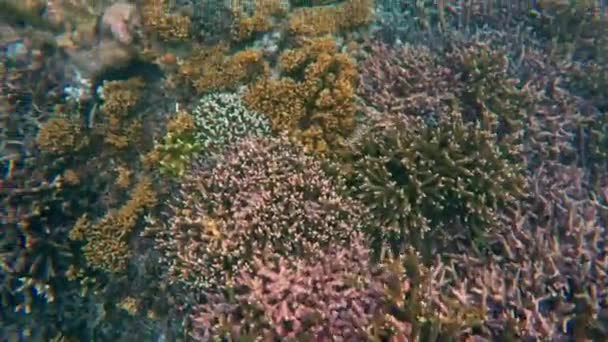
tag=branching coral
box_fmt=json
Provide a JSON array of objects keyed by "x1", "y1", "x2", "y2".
[
  {"x1": 425, "y1": 164, "x2": 608, "y2": 340},
  {"x1": 191, "y1": 92, "x2": 271, "y2": 157},
  {"x1": 178, "y1": 45, "x2": 268, "y2": 94},
  {"x1": 97, "y1": 78, "x2": 146, "y2": 150},
  {"x1": 144, "y1": 109, "x2": 202, "y2": 178},
  {"x1": 344, "y1": 113, "x2": 526, "y2": 257},
  {"x1": 230, "y1": 0, "x2": 288, "y2": 42},
  {"x1": 243, "y1": 36, "x2": 358, "y2": 154},
  {"x1": 359, "y1": 40, "x2": 533, "y2": 146},
  {"x1": 189, "y1": 234, "x2": 412, "y2": 341},
  {"x1": 69, "y1": 175, "x2": 156, "y2": 274},
  {"x1": 35, "y1": 114, "x2": 88, "y2": 155},
  {"x1": 147, "y1": 136, "x2": 366, "y2": 290},
  {"x1": 141, "y1": 0, "x2": 191, "y2": 41},
  {"x1": 288, "y1": 0, "x2": 374, "y2": 37}
]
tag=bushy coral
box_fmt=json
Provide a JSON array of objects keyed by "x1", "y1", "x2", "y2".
[
  {"x1": 147, "y1": 136, "x2": 366, "y2": 290},
  {"x1": 424, "y1": 164, "x2": 608, "y2": 340},
  {"x1": 189, "y1": 234, "x2": 412, "y2": 341},
  {"x1": 288, "y1": 0, "x2": 374, "y2": 37},
  {"x1": 191, "y1": 92, "x2": 272, "y2": 157},
  {"x1": 69, "y1": 175, "x2": 157, "y2": 274},
  {"x1": 178, "y1": 45, "x2": 269, "y2": 94},
  {"x1": 344, "y1": 112, "x2": 526, "y2": 256},
  {"x1": 35, "y1": 114, "x2": 88, "y2": 155},
  {"x1": 144, "y1": 109, "x2": 202, "y2": 178},
  {"x1": 243, "y1": 36, "x2": 358, "y2": 154}
]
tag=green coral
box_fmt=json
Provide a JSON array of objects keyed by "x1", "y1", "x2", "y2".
[
  {"x1": 151, "y1": 110, "x2": 202, "y2": 178},
  {"x1": 345, "y1": 113, "x2": 526, "y2": 257}
]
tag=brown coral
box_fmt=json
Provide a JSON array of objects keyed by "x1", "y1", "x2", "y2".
[
  {"x1": 178, "y1": 45, "x2": 268, "y2": 94},
  {"x1": 288, "y1": 0, "x2": 373, "y2": 37},
  {"x1": 69, "y1": 176, "x2": 156, "y2": 274},
  {"x1": 35, "y1": 114, "x2": 88, "y2": 155},
  {"x1": 243, "y1": 36, "x2": 358, "y2": 154},
  {"x1": 141, "y1": 0, "x2": 191, "y2": 41}
]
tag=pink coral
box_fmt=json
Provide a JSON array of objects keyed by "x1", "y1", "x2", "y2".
[{"x1": 101, "y1": 2, "x2": 140, "y2": 44}]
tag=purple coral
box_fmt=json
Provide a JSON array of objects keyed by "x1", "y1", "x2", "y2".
[
  {"x1": 148, "y1": 136, "x2": 367, "y2": 290},
  {"x1": 425, "y1": 163, "x2": 608, "y2": 339},
  {"x1": 189, "y1": 234, "x2": 412, "y2": 341}
]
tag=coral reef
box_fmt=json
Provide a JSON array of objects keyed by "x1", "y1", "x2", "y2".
[
  {"x1": 191, "y1": 92, "x2": 272, "y2": 157},
  {"x1": 69, "y1": 175, "x2": 157, "y2": 274},
  {"x1": 141, "y1": 0, "x2": 191, "y2": 41},
  {"x1": 425, "y1": 164, "x2": 608, "y2": 340},
  {"x1": 344, "y1": 113, "x2": 526, "y2": 256},
  {"x1": 178, "y1": 45, "x2": 269, "y2": 94},
  {"x1": 243, "y1": 36, "x2": 358, "y2": 154},
  {"x1": 146, "y1": 136, "x2": 366, "y2": 290},
  {"x1": 144, "y1": 108, "x2": 202, "y2": 178},
  {"x1": 288, "y1": 0, "x2": 374, "y2": 37},
  {"x1": 189, "y1": 234, "x2": 412, "y2": 341}
]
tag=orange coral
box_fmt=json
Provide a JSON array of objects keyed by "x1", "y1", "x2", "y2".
[
  {"x1": 36, "y1": 115, "x2": 88, "y2": 154},
  {"x1": 69, "y1": 176, "x2": 156, "y2": 274},
  {"x1": 243, "y1": 36, "x2": 358, "y2": 154},
  {"x1": 288, "y1": 0, "x2": 374, "y2": 37},
  {"x1": 178, "y1": 45, "x2": 268, "y2": 94},
  {"x1": 141, "y1": 0, "x2": 191, "y2": 41},
  {"x1": 231, "y1": 0, "x2": 288, "y2": 41},
  {"x1": 98, "y1": 78, "x2": 145, "y2": 149}
]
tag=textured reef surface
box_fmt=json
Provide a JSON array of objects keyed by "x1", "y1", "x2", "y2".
[{"x1": 1, "y1": 0, "x2": 607, "y2": 341}]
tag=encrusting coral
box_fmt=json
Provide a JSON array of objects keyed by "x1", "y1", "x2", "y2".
[{"x1": 146, "y1": 136, "x2": 367, "y2": 290}]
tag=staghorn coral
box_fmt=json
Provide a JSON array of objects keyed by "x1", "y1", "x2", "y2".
[
  {"x1": 97, "y1": 78, "x2": 146, "y2": 150},
  {"x1": 141, "y1": 0, "x2": 191, "y2": 41},
  {"x1": 243, "y1": 36, "x2": 358, "y2": 154},
  {"x1": 69, "y1": 175, "x2": 156, "y2": 274},
  {"x1": 191, "y1": 92, "x2": 271, "y2": 157},
  {"x1": 146, "y1": 136, "x2": 366, "y2": 290},
  {"x1": 425, "y1": 164, "x2": 608, "y2": 340},
  {"x1": 359, "y1": 40, "x2": 533, "y2": 147},
  {"x1": 189, "y1": 234, "x2": 412, "y2": 341},
  {"x1": 178, "y1": 45, "x2": 269, "y2": 95},
  {"x1": 344, "y1": 112, "x2": 526, "y2": 257}
]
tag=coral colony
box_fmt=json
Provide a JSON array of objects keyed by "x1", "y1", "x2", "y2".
[{"x1": 1, "y1": 0, "x2": 608, "y2": 340}]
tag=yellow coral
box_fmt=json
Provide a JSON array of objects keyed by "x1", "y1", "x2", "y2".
[{"x1": 36, "y1": 115, "x2": 88, "y2": 154}]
